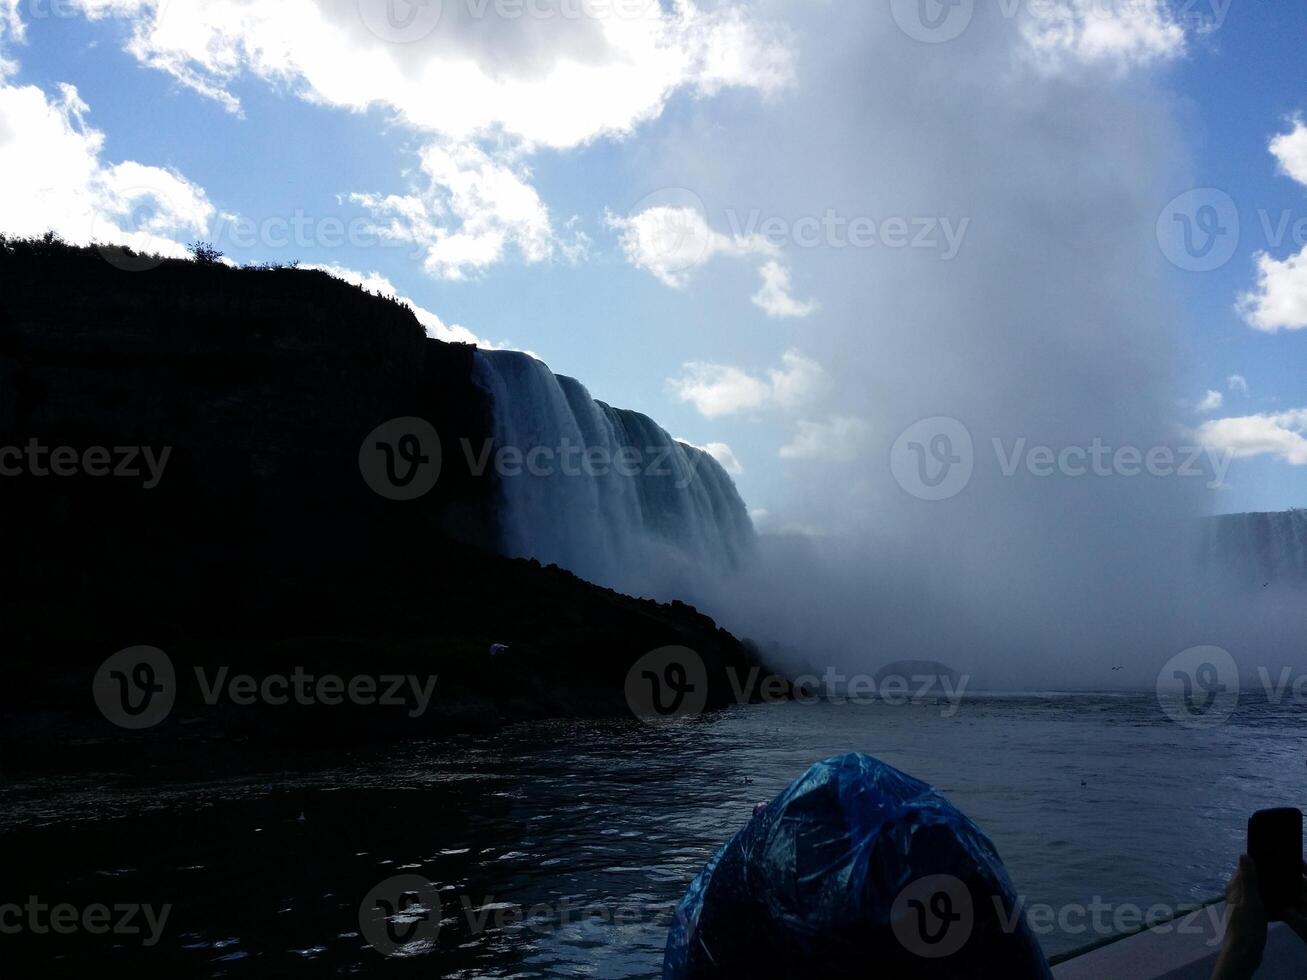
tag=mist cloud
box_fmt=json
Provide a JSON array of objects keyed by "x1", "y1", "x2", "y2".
[{"x1": 650, "y1": 3, "x2": 1304, "y2": 690}]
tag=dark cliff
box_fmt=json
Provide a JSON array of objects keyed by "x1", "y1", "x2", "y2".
[
  {"x1": 0, "y1": 237, "x2": 767, "y2": 755},
  {"x1": 0, "y1": 236, "x2": 498, "y2": 556}
]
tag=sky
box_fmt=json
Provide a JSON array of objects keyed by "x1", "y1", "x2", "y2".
[{"x1": 1, "y1": 0, "x2": 1306, "y2": 529}]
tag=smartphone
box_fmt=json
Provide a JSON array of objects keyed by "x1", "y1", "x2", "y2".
[{"x1": 1248, "y1": 808, "x2": 1303, "y2": 920}]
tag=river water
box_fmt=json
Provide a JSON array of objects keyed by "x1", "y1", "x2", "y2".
[{"x1": 5, "y1": 692, "x2": 1306, "y2": 977}]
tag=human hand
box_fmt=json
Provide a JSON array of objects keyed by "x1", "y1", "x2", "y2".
[
  {"x1": 1213, "y1": 856, "x2": 1267, "y2": 980},
  {"x1": 1281, "y1": 860, "x2": 1307, "y2": 945}
]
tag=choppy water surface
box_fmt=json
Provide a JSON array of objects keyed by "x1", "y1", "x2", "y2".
[{"x1": 5, "y1": 693, "x2": 1307, "y2": 977}]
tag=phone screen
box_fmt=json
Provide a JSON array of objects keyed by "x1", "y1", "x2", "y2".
[{"x1": 1248, "y1": 808, "x2": 1303, "y2": 920}]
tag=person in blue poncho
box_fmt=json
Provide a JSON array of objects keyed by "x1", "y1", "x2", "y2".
[{"x1": 664, "y1": 754, "x2": 1052, "y2": 979}]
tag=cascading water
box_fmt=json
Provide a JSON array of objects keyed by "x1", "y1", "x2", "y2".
[
  {"x1": 1205, "y1": 510, "x2": 1307, "y2": 584},
  {"x1": 471, "y1": 350, "x2": 755, "y2": 594}
]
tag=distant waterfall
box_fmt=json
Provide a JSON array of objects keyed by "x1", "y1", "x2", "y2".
[
  {"x1": 471, "y1": 350, "x2": 755, "y2": 591},
  {"x1": 1206, "y1": 511, "x2": 1307, "y2": 584}
]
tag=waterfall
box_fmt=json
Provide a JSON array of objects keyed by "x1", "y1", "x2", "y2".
[
  {"x1": 471, "y1": 350, "x2": 755, "y2": 592},
  {"x1": 1206, "y1": 510, "x2": 1307, "y2": 584}
]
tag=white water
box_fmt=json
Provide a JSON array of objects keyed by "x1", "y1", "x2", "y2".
[
  {"x1": 1208, "y1": 511, "x2": 1307, "y2": 584},
  {"x1": 472, "y1": 350, "x2": 755, "y2": 595}
]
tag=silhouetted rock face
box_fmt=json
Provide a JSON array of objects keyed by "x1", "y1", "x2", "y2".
[
  {"x1": 0, "y1": 241, "x2": 500, "y2": 558},
  {"x1": 0, "y1": 240, "x2": 769, "y2": 751}
]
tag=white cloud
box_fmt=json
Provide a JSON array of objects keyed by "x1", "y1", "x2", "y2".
[
  {"x1": 668, "y1": 361, "x2": 772, "y2": 418},
  {"x1": 0, "y1": 75, "x2": 213, "y2": 254},
  {"x1": 351, "y1": 141, "x2": 562, "y2": 281},
  {"x1": 668, "y1": 348, "x2": 826, "y2": 418},
  {"x1": 47, "y1": 1, "x2": 791, "y2": 280},
  {"x1": 1197, "y1": 389, "x2": 1224, "y2": 413},
  {"x1": 66, "y1": 0, "x2": 792, "y2": 149},
  {"x1": 606, "y1": 204, "x2": 774, "y2": 288},
  {"x1": 678, "y1": 438, "x2": 744, "y2": 476},
  {"x1": 779, "y1": 416, "x2": 870, "y2": 463},
  {"x1": 1236, "y1": 122, "x2": 1307, "y2": 332},
  {"x1": 1019, "y1": 0, "x2": 1185, "y2": 75},
  {"x1": 1197, "y1": 410, "x2": 1307, "y2": 467},
  {"x1": 1270, "y1": 120, "x2": 1307, "y2": 188},
  {"x1": 1238, "y1": 247, "x2": 1307, "y2": 332},
  {"x1": 0, "y1": 0, "x2": 19, "y2": 35},
  {"x1": 1228, "y1": 374, "x2": 1249, "y2": 397},
  {"x1": 767, "y1": 349, "x2": 826, "y2": 410},
  {"x1": 300, "y1": 262, "x2": 494, "y2": 347},
  {"x1": 0, "y1": 0, "x2": 22, "y2": 78},
  {"x1": 557, "y1": 215, "x2": 593, "y2": 265},
  {"x1": 752, "y1": 259, "x2": 817, "y2": 318},
  {"x1": 608, "y1": 205, "x2": 815, "y2": 315}
]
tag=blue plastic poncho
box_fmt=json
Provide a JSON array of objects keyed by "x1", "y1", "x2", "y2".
[{"x1": 664, "y1": 754, "x2": 1052, "y2": 979}]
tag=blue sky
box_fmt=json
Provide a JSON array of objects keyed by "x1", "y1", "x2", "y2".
[
  {"x1": 1, "y1": 0, "x2": 1305, "y2": 525},
  {"x1": 1163, "y1": 3, "x2": 1307, "y2": 512}
]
